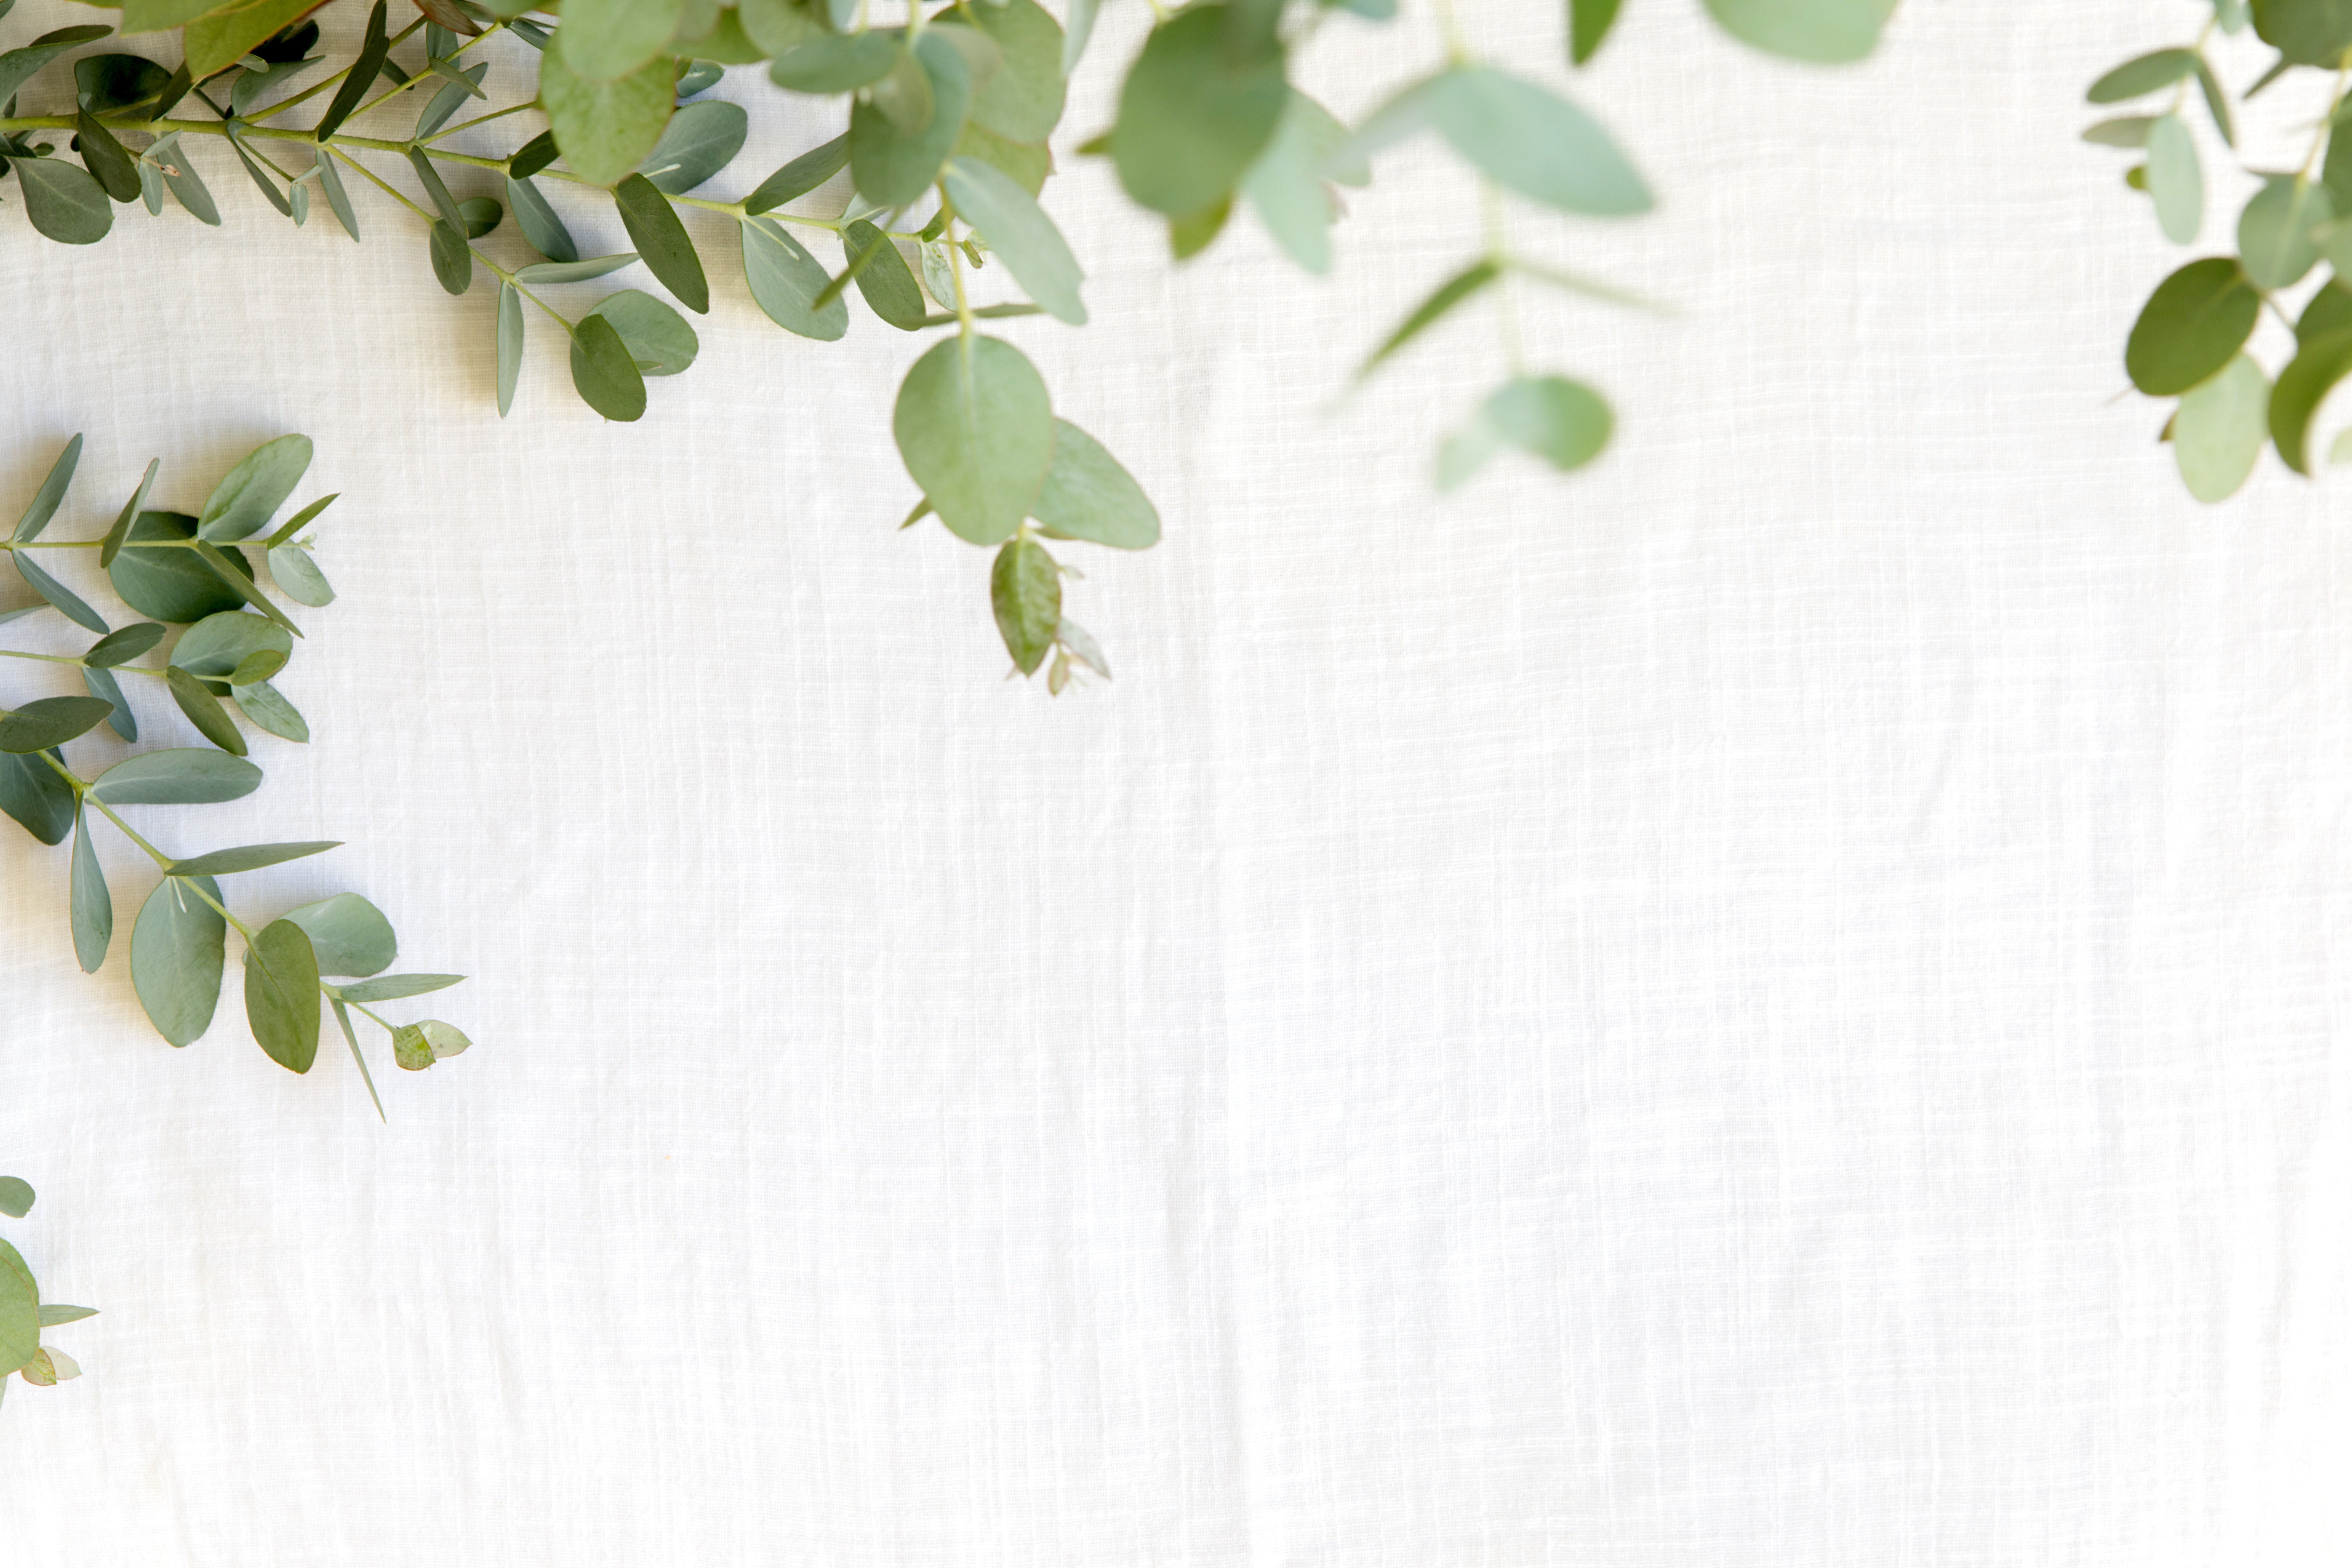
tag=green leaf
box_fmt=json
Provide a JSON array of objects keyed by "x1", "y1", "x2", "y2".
[
  {"x1": 267, "y1": 545, "x2": 334, "y2": 606},
  {"x1": 428, "y1": 218, "x2": 473, "y2": 295},
  {"x1": 585, "y1": 288, "x2": 700, "y2": 376},
  {"x1": 330, "y1": 996, "x2": 385, "y2": 1120},
  {"x1": 459, "y1": 195, "x2": 502, "y2": 240},
  {"x1": 108, "y1": 511, "x2": 253, "y2": 623},
  {"x1": 12, "y1": 434, "x2": 80, "y2": 542},
  {"x1": 560, "y1": 0, "x2": 684, "y2": 81},
  {"x1": 0, "y1": 1238, "x2": 38, "y2": 1379},
  {"x1": 539, "y1": 47, "x2": 673, "y2": 187},
  {"x1": 91, "y1": 748, "x2": 262, "y2": 805},
  {"x1": 184, "y1": 0, "x2": 314, "y2": 79},
  {"x1": 262, "y1": 493, "x2": 334, "y2": 551},
  {"x1": 224, "y1": 679, "x2": 300, "y2": 743},
  {"x1": 165, "y1": 665, "x2": 246, "y2": 756},
  {"x1": 841, "y1": 218, "x2": 926, "y2": 328},
  {"x1": 2082, "y1": 116, "x2": 2157, "y2": 148},
  {"x1": 870, "y1": 43, "x2": 938, "y2": 136},
  {"x1": 1570, "y1": 0, "x2": 1623, "y2": 63},
  {"x1": 1466, "y1": 375, "x2": 1614, "y2": 482},
  {"x1": 158, "y1": 136, "x2": 223, "y2": 226},
  {"x1": 392, "y1": 1018, "x2": 472, "y2": 1070},
  {"x1": 0, "y1": 749, "x2": 76, "y2": 846},
  {"x1": 0, "y1": 26, "x2": 114, "y2": 107},
  {"x1": 84, "y1": 665, "x2": 135, "y2": 743},
  {"x1": 644, "y1": 97, "x2": 747, "y2": 194},
  {"x1": 1340, "y1": 66, "x2": 1650, "y2": 217},
  {"x1": 0, "y1": 696, "x2": 115, "y2": 755},
  {"x1": 1240, "y1": 91, "x2": 1360, "y2": 275},
  {"x1": 940, "y1": 156, "x2": 1083, "y2": 323},
  {"x1": 507, "y1": 173, "x2": 577, "y2": 262},
  {"x1": 851, "y1": 31, "x2": 973, "y2": 207},
  {"x1": 990, "y1": 536, "x2": 1060, "y2": 675},
  {"x1": 167, "y1": 840, "x2": 339, "y2": 878},
  {"x1": 13, "y1": 551, "x2": 110, "y2": 635},
  {"x1": 893, "y1": 336, "x2": 1056, "y2": 545},
  {"x1": 966, "y1": 0, "x2": 1066, "y2": 144},
  {"x1": 2194, "y1": 57, "x2": 2236, "y2": 147},
  {"x1": 281, "y1": 891, "x2": 394, "y2": 978},
  {"x1": 38, "y1": 1305, "x2": 98, "y2": 1327},
  {"x1": 2173, "y1": 352, "x2": 2270, "y2": 502},
  {"x1": 229, "y1": 648, "x2": 287, "y2": 686},
  {"x1": 743, "y1": 215, "x2": 850, "y2": 339},
  {"x1": 197, "y1": 433, "x2": 311, "y2": 542},
  {"x1": 569, "y1": 313, "x2": 649, "y2": 421},
  {"x1": 2298, "y1": 278, "x2": 2352, "y2": 342},
  {"x1": 1031, "y1": 420, "x2": 1159, "y2": 548},
  {"x1": 497, "y1": 282, "x2": 524, "y2": 418},
  {"x1": 1701, "y1": 0, "x2": 1892, "y2": 62},
  {"x1": 1065, "y1": 0, "x2": 1104, "y2": 73},
  {"x1": 132, "y1": 874, "x2": 226, "y2": 1047},
  {"x1": 770, "y1": 33, "x2": 897, "y2": 93},
  {"x1": 170, "y1": 609, "x2": 291, "y2": 680},
  {"x1": 510, "y1": 130, "x2": 559, "y2": 180},
  {"x1": 743, "y1": 131, "x2": 850, "y2": 214},
  {"x1": 955, "y1": 121, "x2": 1052, "y2": 196},
  {"x1": 85, "y1": 622, "x2": 165, "y2": 668},
  {"x1": 612, "y1": 175, "x2": 709, "y2": 313},
  {"x1": 0, "y1": 1179, "x2": 30, "y2": 1220},
  {"x1": 515, "y1": 254, "x2": 638, "y2": 284},
  {"x1": 244, "y1": 917, "x2": 321, "y2": 1073},
  {"x1": 337, "y1": 972, "x2": 463, "y2": 1002},
  {"x1": 98, "y1": 459, "x2": 158, "y2": 570},
  {"x1": 338, "y1": 968, "x2": 461, "y2": 1006},
  {"x1": 1112, "y1": 6, "x2": 1287, "y2": 217},
  {"x1": 76, "y1": 109, "x2": 142, "y2": 203},
  {"x1": 2269, "y1": 326, "x2": 2352, "y2": 473},
  {"x1": 2253, "y1": 0, "x2": 2352, "y2": 65},
  {"x1": 2238, "y1": 175, "x2": 2331, "y2": 288},
  {"x1": 2085, "y1": 47, "x2": 2201, "y2": 103},
  {"x1": 737, "y1": 0, "x2": 822, "y2": 55},
  {"x1": 2124, "y1": 257, "x2": 2259, "y2": 395},
  {"x1": 76, "y1": 52, "x2": 173, "y2": 115},
  {"x1": 13, "y1": 157, "x2": 115, "y2": 245},
  {"x1": 71, "y1": 803, "x2": 112, "y2": 974},
  {"x1": 2145, "y1": 112, "x2": 2202, "y2": 242},
  {"x1": 1359, "y1": 259, "x2": 1500, "y2": 379},
  {"x1": 313, "y1": 0, "x2": 388, "y2": 141}
]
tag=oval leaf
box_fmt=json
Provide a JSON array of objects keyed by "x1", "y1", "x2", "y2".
[
  {"x1": 91, "y1": 748, "x2": 264, "y2": 806},
  {"x1": 941, "y1": 155, "x2": 1085, "y2": 324},
  {"x1": 244, "y1": 917, "x2": 322, "y2": 1073},
  {"x1": 1031, "y1": 420, "x2": 1159, "y2": 548},
  {"x1": 892, "y1": 336, "x2": 1056, "y2": 545},
  {"x1": 132, "y1": 873, "x2": 227, "y2": 1047}
]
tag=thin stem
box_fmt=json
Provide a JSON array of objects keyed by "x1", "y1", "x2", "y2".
[
  {"x1": 0, "y1": 649, "x2": 168, "y2": 680},
  {"x1": 421, "y1": 100, "x2": 534, "y2": 145},
  {"x1": 244, "y1": 15, "x2": 430, "y2": 125},
  {"x1": 943, "y1": 191, "x2": 976, "y2": 339}
]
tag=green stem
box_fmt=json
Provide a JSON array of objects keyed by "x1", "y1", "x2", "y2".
[
  {"x1": 0, "y1": 649, "x2": 168, "y2": 680},
  {"x1": 242, "y1": 15, "x2": 431, "y2": 125}
]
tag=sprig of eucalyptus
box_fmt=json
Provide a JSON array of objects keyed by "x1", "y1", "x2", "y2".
[
  {"x1": 0, "y1": 1175, "x2": 96, "y2": 1412},
  {"x1": 0, "y1": 0, "x2": 1896, "y2": 685},
  {"x1": 3, "y1": 434, "x2": 478, "y2": 1118},
  {"x1": 2084, "y1": 0, "x2": 2352, "y2": 500}
]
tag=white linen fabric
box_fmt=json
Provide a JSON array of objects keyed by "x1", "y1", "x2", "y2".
[{"x1": 4, "y1": 1, "x2": 2350, "y2": 1562}]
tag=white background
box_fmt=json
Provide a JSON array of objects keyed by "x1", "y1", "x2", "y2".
[{"x1": 5, "y1": 1, "x2": 2350, "y2": 1562}]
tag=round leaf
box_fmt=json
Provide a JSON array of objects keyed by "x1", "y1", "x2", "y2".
[
  {"x1": 2239, "y1": 176, "x2": 2332, "y2": 289},
  {"x1": 1484, "y1": 376, "x2": 1613, "y2": 472},
  {"x1": 892, "y1": 336, "x2": 1055, "y2": 545},
  {"x1": 941, "y1": 155, "x2": 1085, "y2": 324},
  {"x1": 1113, "y1": 7, "x2": 1287, "y2": 217},
  {"x1": 991, "y1": 536, "x2": 1061, "y2": 675},
  {"x1": 540, "y1": 47, "x2": 673, "y2": 187},
  {"x1": 14, "y1": 157, "x2": 115, "y2": 245},
  {"x1": 850, "y1": 31, "x2": 973, "y2": 207},
  {"x1": 569, "y1": 313, "x2": 648, "y2": 421},
  {"x1": 1031, "y1": 420, "x2": 1159, "y2": 549},
  {"x1": 643, "y1": 98, "x2": 748, "y2": 194},
  {"x1": 559, "y1": 0, "x2": 682, "y2": 81},
  {"x1": 132, "y1": 874, "x2": 227, "y2": 1047},
  {"x1": 2125, "y1": 258, "x2": 2258, "y2": 395},
  {"x1": 2174, "y1": 354, "x2": 2270, "y2": 502},
  {"x1": 966, "y1": 0, "x2": 1066, "y2": 144},
  {"x1": 169, "y1": 609, "x2": 292, "y2": 679},
  {"x1": 244, "y1": 917, "x2": 321, "y2": 1073},
  {"x1": 585, "y1": 289, "x2": 700, "y2": 376},
  {"x1": 1702, "y1": 0, "x2": 1893, "y2": 60},
  {"x1": 743, "y1": 216, "x2": 850, "y2": 340}
]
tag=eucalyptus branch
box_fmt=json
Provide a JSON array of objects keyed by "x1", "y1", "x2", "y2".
[{"x1": 3, "y1": 434, "x2": 478, "y2": 1126}]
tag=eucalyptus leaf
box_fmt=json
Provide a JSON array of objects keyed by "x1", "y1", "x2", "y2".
[
  {"x1": 98, "y1": 458, "x2": 157, "y2": 570},
  {"x1": 0, "y1": 748, "x2": 77, "y2": 846},
  {"x1": 1339, "y1": 66, "x2": 1650, "y2": 217},
  {"x1": 338, "y1": 973, "x2": 464, "y2": 1002},
  {"x1": 12, "y1": 435, "x2": 80, "y2": 542},
  {"x1": 268, "y1": 545, "x2": 335, "y2": 607},
  {"x1": 2085, "y1": 48, "x2": 2201, "y2": 103},
  {"x1": 131, "y1": 873, "x2": 226, "y2": 1047},
  {"x1": 169, "y1": 609, "x2": 291, "y2": 679},
  {"x1": 37, "y1": 1305, "x2": 98, "y2": 1327},
  {"x1": 744, "y1": 132, "x2": 851, "y2": 215},
  {"x1": 197, "y1": 434, "x2": 311, "y2": 542},
  {"x1": 507, "y1": 174, "x2": 578, "y2": 263},
  {"x1": 893, "y1": 336, "x2": 1056, "y2": 545},
  {"x1": 231, "y1": 679, "x2": 308, "y2": 743},
  {"x1": 1240, "y1": 91, "x2": 1361, "y2": 275},
  {"x1": 245, "y1": 917, "x2": 322, "y2": 1073},
  {"x1": 84, "y1": 622, "x2": 165, "y2": 668},
  {"x1": 0, "y1": 1238, "x2": 38, "y2": 1379},
  {"x1": 90, "y1": 748, "x2": 263, "y2": 806},
  {"x1": 770, "y1": 33, "x2": 897, "y2": 93},
  {"x1": 13, "y1": 157, "x2": 115, "y2": 246},
  {"x1": 965, "y1": 0, "x2": 1066, "y2": 145},
  {"x1": 539, "y1": 48, "x2": 673, "y2": 188},
  {"x1": 941, "y1": 156, "x2": 1085, "y2": 324},
  {"x1": 167, "y1": 840, "x2": 339, "y2": 878},
  {"x1": 1571, "y1": 0, "x2": 1624, "y2": 63},
  {"x1": 161, "y1": 142, "x2": 222, "y2": 227},
  {"x1": 850, "y1": 31, "x2": 974, "y2": 207},
  {"x1": 1112, "y1": 6, "x2": 1286, "y2": 217},
  {"x1": 315, "y1": 148, "x2": 359, "y2": 240},
  {"x1": 515, "y1": 254, "x2": 638, "y2": 285},
  {"x1": 2126, "y1": 257, "x2": 2259, "y2": 395},
  {"x1": 585, "y1": 289, "x2": 701, "y2": 376},
  {"x1": 0, "y1": 1179, "x2": 30, "y2": 1220},
  {"x1": 990, "y1": 536, "x2": 1060, "y2": 674},
  {"x1": 743, "y1": 215, "x2": 850, "y2": 340},
  {"x1": 313, "y1": 0, "x2": 388, "y2": 141},
  {"x1": 561, "y1": 0, "x2": 685, "y2": 82},
  {"x1": 497, "y1": 282, "x2": 524, "y2": 418},
  {"x1": 109, "y1": 512, "x2": 254, "y2": 623},
  {"x1": 612, "y1": 175, "x2": 709, "y2": 313},
  {"x1": 70, "y1": 803, "x2": 112, "y2": 974},
  {"x1": 2145, "y1": 113, "x2": 2202, "y2": 243},
  {"x1": 392, "y1": 1018, "x2": 471, "y2": 1070},
  {"x1": 165, "y1": 665, "x2": 246, "y2": 756},
  {"x1": 84, "y1": 664, "x2": 135, "y2": 742},
  {"x1": 2270, "y1": 326, "x2": 2352, "y2": 473},
  {"x1": 1031, "y1": 420, "x2": 1158, "y2": 549},
  {"x1": 643, "y1": 98, "x2": 748, "y2": 194},
  {"x1": 569, "y1": 313, "x2": 649, "y2": 421},
  {"x1": 0, "y1": 696, "x2": 115, "y2": 755},
  {"x1": 2174, "y1": 353, "x2": 2270, "y2": 502},
  {"x1": 76, "y1": 110, "x2": 142, "y2": 204},
  {"x1": 2237, "y1": 175, "x2": 2331, "y2": 289},
  {"x1": 2253, "y1": 0, "x2": 2352, "y2": 65},
  {"x1": 429, "y1": 219, "x2": 474, "y2": 296},
  {"x1": 13, "y1": 551, "x2": 109, "y2": 635},
  {"x1": 282, "y1": 892, "x2": 395, "y2": 978}
]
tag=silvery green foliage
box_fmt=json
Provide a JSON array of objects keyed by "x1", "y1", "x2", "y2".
[
  {"x1": 0, "y1": 0, "x2": 1897, "y2": 682},
  {"x1": 2085, "y1": 0, "x2": 2352, "y2": 500},
  {"x1": 2, "y1": 434, "x2": 475, "y2": 1121},
  {"x1": 0, "y1": 1176, "x2": 97, "y2": 1413}
]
